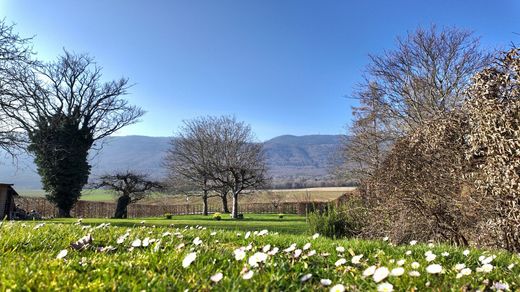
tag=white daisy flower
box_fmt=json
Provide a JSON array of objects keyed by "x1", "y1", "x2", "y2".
[
  {"x1": 408, "y1": 270, "x2": 420, "y2": 277},
  {"x1": 377, "y1": 282, "x2": 393, "y2": 292},
  {"x1": 248, "y1": 252, "x2": 268, "y2": 267},
  {"x1": 426, "y1": 264, "x2": 443, "y2": 274},
  {"x1": 242, "y1": 270, "x2": 254, "y2": 280},
  {"x1": 479, "y1": 263, "x2": 493, "y2": 273},
  {"x1": 493, "y1": 282, "x2": 509, "y2": 291},
  {"x1": 56, "y1": 249, "x2": 68, "y2": 259},
  {"x1": 351, "y1": 254, "x2": 363, "y2": 264},
  {"x1": 454, "y1": 263, "x2": 465, "y2": 271},
  {"x1": 284, "y1": 243, "x2": 296, "y2": 253},
  {"x1": 131, "y1": 238, "x2": 142, "y2": 247},
  {"x1": 210, "y1": 272, "x2": 223, "y2": 283},
  {"x1": 373, "y1": 267, "x2": 389, "y2": 283},
  {"x1": 234, "y1": 248, "x2": 246, "y2": 261},
  {"x1": 268, "y1": 247, "x2": 279, "y2": 256},
  {"x1": 258, "y1": 229, "x2": 268, "y2": 236},
  {"x1": 182, "y1": 252, "x2": 197, "y2": 268},
  {"x1": 192, "y1": 237, "x2": 202, "y2": 246},
  {"x1": 456, "y1": 267, "x2": 472, "y2": 278},
  {"x1": 300, "y1": 273, "x2": 312, "y2": 282},
  {"x1": 335, "y1": 258, "x2": 347, "y2": 267},
  {"x1": 480, "y1": 256, "x2": 494, "y2": 265},
  {"x1": 329, "y1": 284, "x2": 345, "y2": 292},
  {"x1": 390, "y1": 267, "x2": 404, "y2": 276},
  {"x1": 363, "y1": 265, "x2": 376, "y2": 277},
  {"x1": 320, "y1": 279, "x2": 332, "y2": 286}
]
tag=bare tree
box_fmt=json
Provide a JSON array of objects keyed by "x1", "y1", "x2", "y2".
[
  {"x1": 93, "y1": 171, "x2": 162, "y2": 218},
  {"x1": 339, "y1": 26, "x2": 493, "y2": 243},
  {"x1": 365, "y1": 25, "x2": 491, "y2": 132},
  {"x1": 0, "y1": 51, "x2": 144, "y2": 217},
  {"x1": 208, "y1": 116, "x2": 269, "y2": 219},
  {"x1": 215, "y1": 184, "x2": 231, "y2": 213},
  {"x1": 268, "y1": 190, "x2": 284, "y2": 211},
  {"x1": 342, "y1": 26, "x2": 491, "y2": 199},
  {"x1": 164, "y1": 118, "x2": 219, "y2": 215},
  {"x1": 340, "y1": 83, "x2": 395, "y2": 201},
  {"x1": 165, "y1": 116, "x2": 268, "y2": 218},
  {"x1": 0, "y1": 20, "x2": 33, "y2": 157}
]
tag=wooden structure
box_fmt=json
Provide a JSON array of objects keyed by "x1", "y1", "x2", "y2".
[
  {"x1": 14, "y1": 192, "x2": 357, "y2": 218},
  {"x1": 0, "y1": 183, "x2": 19, "y2": 220}
]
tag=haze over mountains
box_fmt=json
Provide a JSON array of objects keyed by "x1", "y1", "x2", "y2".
[{"x1": 0, "y1": 134, "x2": 343, "y2": 189}]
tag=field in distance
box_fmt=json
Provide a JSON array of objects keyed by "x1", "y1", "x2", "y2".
[{"x1": 16, "y1": 187, "x2": 356, "y2": 204}]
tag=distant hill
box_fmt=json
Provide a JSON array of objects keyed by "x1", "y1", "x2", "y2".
[
  {"x1": 263, "y1": 135, "x2": 342, "y2": 179},
  {"x1": 0, "y1": 134, "x2": 344, "y2": 189}
]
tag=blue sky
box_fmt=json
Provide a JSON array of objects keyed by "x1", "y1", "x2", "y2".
[{"x1": 1, "y1": 0, "x2": 519, "y2": 141}]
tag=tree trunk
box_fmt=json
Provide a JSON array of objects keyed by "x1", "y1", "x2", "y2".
[
  {"x1": 231, "y1": 192, "x2": 239, "y2": 219},
  {"x1": 221, "y1": 193, "x2": 230, "y2": 213},
  {"x1": 114, "y1": 195, "x2": 131, "y2": 218},
  {"x1": 58, "y1": 208, "x2": 72, "y2": 218},
  {"x1": 202, "y1": 190, "x2": 209, "y2": 216},
  {"x1": 53, "y1": 190, "x2": 79, "y2": 218}
]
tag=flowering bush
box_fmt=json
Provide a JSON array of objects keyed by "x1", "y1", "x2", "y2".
[{"x1": 213, "y1": 212, "x2": 222, "y2": 220}]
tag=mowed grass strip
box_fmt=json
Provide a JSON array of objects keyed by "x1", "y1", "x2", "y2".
[
  {"x1": 48, "y1": 214, "x2": 308, "y2": 235},
  {"x1": 0, "y1": 216, "x2": 519, "y2": 291}
]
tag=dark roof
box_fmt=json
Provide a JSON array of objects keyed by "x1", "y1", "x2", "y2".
[{"x1": 0, "y1": 184, "x2": 19, "y2": 197}]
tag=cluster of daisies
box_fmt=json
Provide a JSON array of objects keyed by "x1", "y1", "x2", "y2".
[{"x1": 23, "y1": 221, "x2": 516, "y2": 291}]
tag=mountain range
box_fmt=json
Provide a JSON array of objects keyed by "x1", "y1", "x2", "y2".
[{"x1": 0, "y1": 134, "x2": 344, "y2": 189}]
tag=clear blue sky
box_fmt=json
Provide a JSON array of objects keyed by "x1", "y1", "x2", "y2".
[{"x1": 1, "y1": 1, "x2": 519, "y2": 141}]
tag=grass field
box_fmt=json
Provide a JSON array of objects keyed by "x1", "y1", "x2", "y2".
[
  {"x1": 17, "y1": 189, "x2": 118, "y2": 202},
  {"x1": 49, "y1": 214, "x2": 308, "y2": 235},
  {"x1": 16, "y1": 187, "x2": 355, "y2": 204},
  {"x1": 1, "y1": 215, "x2": 519, "y2": 290}
]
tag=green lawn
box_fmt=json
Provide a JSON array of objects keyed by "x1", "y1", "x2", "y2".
[
  {"x1": 17, "y1": 189, "x2": 118, "y2": 202},
  {"x1": 48, "y1": 214, "x2": 308, "y2": 235},
  {"x1": 0, "y1": 215, "x2": 519, "y2": 290}
]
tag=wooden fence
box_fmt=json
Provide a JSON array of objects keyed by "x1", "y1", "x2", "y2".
[{"x1": 13, "y1": 196, "x2": 346, "y2": 218}]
